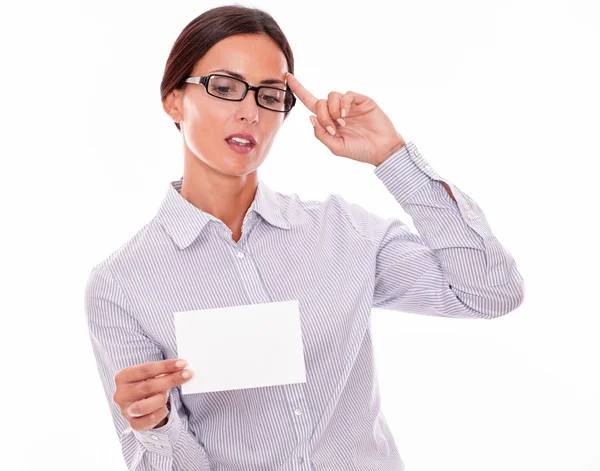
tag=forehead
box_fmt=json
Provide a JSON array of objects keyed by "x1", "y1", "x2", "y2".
[{"x1": 193, "y1": 34, "x2": 287, "y2": 79}]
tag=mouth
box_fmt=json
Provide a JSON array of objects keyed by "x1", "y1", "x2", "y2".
[{"x1": 224, "y1": 134, "x2": 257, "y2": 154}]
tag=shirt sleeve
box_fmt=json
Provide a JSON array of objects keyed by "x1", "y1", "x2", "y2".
[
  {"x1": 84, "y1": 264, "x2": 211, "y2": 470},
  {"x1": 371, "y1": 140, "x2": 525, "y2": 319}
]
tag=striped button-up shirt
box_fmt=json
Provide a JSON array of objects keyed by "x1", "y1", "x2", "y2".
[{"x1": 84, "y1": 140, "x2": 525, "y2": 471}]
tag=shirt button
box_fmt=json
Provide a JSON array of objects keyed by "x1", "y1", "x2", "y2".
[
  {"x1": 294, "y1": 407, "x2": 302, "y2": 416},
  {"x1": 150, "y1": 434, "x2": 159, "y2": 440},
  {"x1": 237, "y1": 251, "x2": 245, "y2": 259}
]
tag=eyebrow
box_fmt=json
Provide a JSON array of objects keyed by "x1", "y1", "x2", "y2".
[{"x1": 208, "y1": 69, "x2": 286, "y2": 86}]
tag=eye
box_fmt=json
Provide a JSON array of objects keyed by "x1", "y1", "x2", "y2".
[
  {"x1": 208, "y1": 76, "x2": 241, "y2": 97},
  {"x1": 214, "y1": 86, "x2": 233, "y2": 95},
  {"x1": 259, "y1": 90, "x2": 284, "y2": 104},
  {"x1": 263, "y1": 95, "x2": 282, "y2": 104}
]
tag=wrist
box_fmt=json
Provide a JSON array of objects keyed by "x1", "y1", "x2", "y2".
[
  {"x1": 153, "y1": 399, "x2": 171, "y2": 429},
  {"x1": 154, "y1": 416, "x2": 168, "y2": 428},
  {"x1": 372, "y1": 134, "x2": 406, "y2": 167}
]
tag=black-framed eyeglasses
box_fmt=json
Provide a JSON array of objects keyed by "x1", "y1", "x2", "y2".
[{"x1": 184, "y1": 74, "x2": 296, "y2": 113}]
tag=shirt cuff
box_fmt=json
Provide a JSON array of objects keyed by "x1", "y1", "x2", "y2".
[
  {"x1": 130, "y1": 401, "x2": 181, "y2": 456},
  {"x1": 373, "y1": 140, "x2": 441, "y2": 205}
]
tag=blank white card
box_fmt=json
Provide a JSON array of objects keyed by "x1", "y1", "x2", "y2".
[{"x1": 173, "y1": 300, "x2": 307, "y2": 395}]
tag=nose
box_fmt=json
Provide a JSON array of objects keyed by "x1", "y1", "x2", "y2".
[{"x1": 236, "y1": 88, "x2": 259, "y2": 123}]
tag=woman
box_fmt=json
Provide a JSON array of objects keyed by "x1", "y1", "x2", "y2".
[{"x1": 84, "y1": 5, "x2": 525, "y2": 471}]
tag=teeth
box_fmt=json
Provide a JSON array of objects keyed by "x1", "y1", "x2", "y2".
[{"x1": 229, "y1": 137, "x2": 252, "y2": 145}]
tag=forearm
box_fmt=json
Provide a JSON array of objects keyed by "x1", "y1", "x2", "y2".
[
  {"x1": 373, "y1": 141, "x2": 524, "y2": 317},
  {"x1": 85, "y1": 265, "x2": 211, "y2": 470},
  {"x1": 128, "y1": 394, "x2": 210, "y2": 470}
]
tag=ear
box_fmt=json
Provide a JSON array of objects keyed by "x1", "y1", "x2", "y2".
[{"x1": 162, "y1": 89, "x2": 184, "y2": 123}]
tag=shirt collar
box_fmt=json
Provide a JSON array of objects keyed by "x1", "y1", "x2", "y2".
[{"x1": 156, "y1": 177, "x2": 290, "y2": 249}]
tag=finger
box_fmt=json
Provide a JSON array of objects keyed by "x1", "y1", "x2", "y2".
[
  {"x1": 309, "y1": 115, "x2": 345, "y2": 156},
  {"x1": 127, "y1": 369, "x2": 194, "y2": 402},
  {"x1": 316, "y1": 99, "x2": 338, "y2": 136},
  {"x1": 327, "y1": 91, "x2": 345, "y2": 126},
  {"x1": 126, "y1": 391, "x2": 169, "y2": 418},
  {"x1": 285, "y1": 73, "x2": 318, "y2": 114},
  {"x1": 117, "y1": 359, "x2": 188, "y2": 384},
  {"x1": 130, "y1": 405, "x2": 170, "y2": 432},
  {"x1": 340, "y1": 91, "x2": 370, "y2": 118}
]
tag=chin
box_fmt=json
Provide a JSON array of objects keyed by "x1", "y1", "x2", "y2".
[{"x1": 212, "y1": 161, "x2": 261, "y2": 177}]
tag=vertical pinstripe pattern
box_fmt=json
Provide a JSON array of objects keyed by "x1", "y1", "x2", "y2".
[{"x1": 84, "y1": 141, "x2": 524, "y2": 471}]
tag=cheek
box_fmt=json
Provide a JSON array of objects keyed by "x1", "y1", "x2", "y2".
[
  {"x1": 185, "y1": 103, "x2": 233, "y2": 148},
  {"x1": 184, "y1": 94, "x2": 221, "y2": 124},
  {"x1": 187, "y1": 99, "x2": 224, "y2": 129},
  {"x1": 260, "y1": 116, "x2": 284, "y2": 141}
]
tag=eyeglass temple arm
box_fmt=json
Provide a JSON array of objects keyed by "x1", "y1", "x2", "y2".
[{"x1": 184, "y1": 77, "x2": 202, "y2": 84}]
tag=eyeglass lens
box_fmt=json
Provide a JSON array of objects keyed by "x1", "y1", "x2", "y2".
[{"x1": 207, "y1": 75, "x2": 293, "y2": 112}]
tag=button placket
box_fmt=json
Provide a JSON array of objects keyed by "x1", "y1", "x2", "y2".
[
  {"x1": 231, "y1": 245, "x2": 271, "y2": 306},
  {"x1": 283, "y1": 387, "x2": 312, "y2": 471}
]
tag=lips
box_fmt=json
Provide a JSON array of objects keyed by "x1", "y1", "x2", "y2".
[{"x1": 224, "y1": 133, "x2": 257, "y2": 145}]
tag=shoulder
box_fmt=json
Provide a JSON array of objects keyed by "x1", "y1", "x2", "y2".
[
  {"x1": 86, "y1": 219, "x2": 159, "y2": 284},
  {"x1": 278, "y1": 188, "x2": 401, "y2": 246},
  {"x1": 328, "y1": 193, "x2": 407, "y2": 246}
]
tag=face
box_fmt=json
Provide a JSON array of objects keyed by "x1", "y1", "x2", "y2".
[{"x1": 163, "y1": 33, "x2": 289, "y2": 178}]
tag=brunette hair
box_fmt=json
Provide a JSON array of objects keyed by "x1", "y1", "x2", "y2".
[{"x1": 160, "y1": 5, "x2": 295, "y2": 131}]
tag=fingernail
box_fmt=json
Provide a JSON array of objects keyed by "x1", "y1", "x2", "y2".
[
  {"x1": 175, "y1": 360, "x2": 187, "y2": 368},
  {"x1": 341, "y1": 108, "x2": 346, "y2": 118},
  {"x1": 309, "y1": 116, "x2": 316, "y2": 127},
  {"x1": 128, "y1": 406, "x2": 143, "y2": 417},
  {"x1": 326, "y1": 126, "x2": 336, "y2": 136},
  {"x1": 182, "y1": 369, "x2": 193, "y2": 379},
  {"x1": 336, "y1": 118, "x2": 346, "y2": 126}
]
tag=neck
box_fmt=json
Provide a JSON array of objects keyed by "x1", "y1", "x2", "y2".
[{"x1": 179, "y1": 156, "x2": 258, "y2": 237}]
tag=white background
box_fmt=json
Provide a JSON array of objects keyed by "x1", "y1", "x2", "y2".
[{"x1": 1, "y1": 0, "x2": 599, "y2": 470}]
